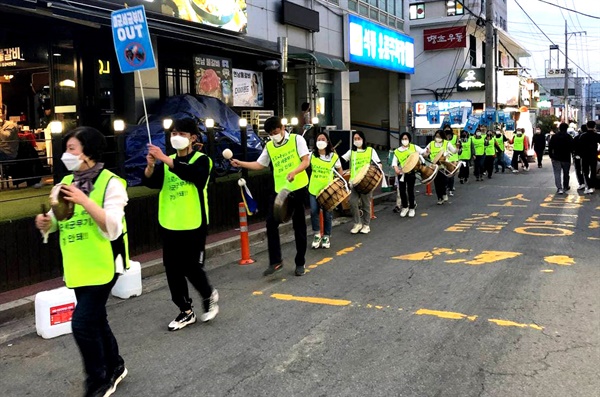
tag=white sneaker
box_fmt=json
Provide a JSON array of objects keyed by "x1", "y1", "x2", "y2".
[
  {"x1": 448, "y1": 191, "x2": 454, "y2": 196},
  {"x1": 168, "y1": 310, "x2": 196, "y2": 331},
  {"x1": 360, "y1": 225, "x2": 370, "y2": 234},
  {"x1": 200, "y1": 289, "x2": 219, "y2": 322},
  {"x1": 443, "y1": 194, "x2": 449, "y2": 202},
  {"x1": 311, "y1": 234, "x2": 322, "y2": 249},
  {"x1": 557, "y1": 189, "x2": 564, "y2": 195},
  {"x1": 400, "y1": 207, "x2": 409, "y2": 217},
  {"x1": 408, "y1": 209, "x2": 415, "y2": 218},
  {"x1": 584, "y1": 188, "x2": 593, "y2": 194},
  {"x1": 512, "y1": 169, "x2": 518, "y2": 174},
  {"x1": 577, "y1": 184, "x2": 586, "y2": 190},
  {"x1": 350, "y1": 224, "x2": 363, "y2": 234}
]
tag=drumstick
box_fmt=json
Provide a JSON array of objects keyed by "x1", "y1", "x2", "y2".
[{"x1": 41, "y1": 204, "x2": 49, "y2": 244}]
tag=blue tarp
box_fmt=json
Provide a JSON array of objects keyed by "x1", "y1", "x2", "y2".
[{"x1": 125, "y1": 94, "x2": 263, "y2": 186}]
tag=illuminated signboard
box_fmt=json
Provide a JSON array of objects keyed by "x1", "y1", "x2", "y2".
[
  {"x1": 347, "y1": 14, "x2": 414, "y2": 74},
  {"x1": 457, "y1": 68, "x2": 485, "y2": 91}
]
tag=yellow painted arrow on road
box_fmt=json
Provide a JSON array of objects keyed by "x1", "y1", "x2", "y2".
[{"x1": 392, "y1": 248, "x2": 521, "y2": 265}]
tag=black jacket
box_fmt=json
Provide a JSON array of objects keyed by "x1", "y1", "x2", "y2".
[
  {"x1": 532, "y1": 133, "x2": 546, "y2": 152},
  {"x1": 575, "y1": 131, "x2": 600, "y2": 159},
  {"x1": 548, "y1": 132, "x2": 574, "y2": 162}
]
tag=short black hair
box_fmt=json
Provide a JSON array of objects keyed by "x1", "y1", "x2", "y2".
[
  {"x1": 586, "y1": 120, "x2": 596, "y2": 130},
  {"x1": 399, "y1": 132, "x2": 412, "y2": 143},
  {"x1": 581, "y1": 124, "x2": 588, "y2": 133},
  {"x1": 172, "y1": 118, "x2": 199, "y2": 135},
  {"x1": 62, "y1": 126, "x2": 107, "y2": 162},
  {"x1": 559, "y1": 122, "x2": 568, "y2": 133},
  {"x1": 434, "y1": 130, "x2": 445, "y2": 139},
  {"x1": 301, "y1": 102, "x2": 310, "y2": 112},
  {"x1": 264, "y1": 116, "x2": 282, "y2": 134}
]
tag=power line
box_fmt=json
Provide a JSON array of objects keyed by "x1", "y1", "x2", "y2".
[{"x1": 536, "y1": 0, "x2": 600, "y2": 19}]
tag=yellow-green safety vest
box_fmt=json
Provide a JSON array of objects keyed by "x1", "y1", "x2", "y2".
[
  {"x1": 513, "y1": 135, "x2": 525, "y2": 151},
  {"x1": 495, "y1": 136, "x2": 505, "y2": 152},
  {"x1": 473, "y1": 136, "x2": 485, "y2": 156},
  {"x1": 428, "y1": 140, "x2": 448, "y2": 162},
  {"x1": 158, "y1": 152, "x2": 212, "y2": 230},
  {"x1": 308, "y1": 153, "x2": 339, "y2": 196},
  {"x1": 485, "y1": 139, "x2": 496, "y2": 156},
  {"x1": 350, "y1": 147, "x2": 374, "y2": 180},
  {"x1": 266, "y1": 133, "x2": 309, "y2": 193},
  {"x1": 458, "y1": 137, "x2": 472, "y2": 160},
  {"x1": 59, "y1": 170, "x2": 129, "y2": 288},
  {"x1": 394, "y1": 145, "x2": 417, "y2": 170},
  {"x1": 447, "y1": 135, "x2": 459, "y2": 161}
]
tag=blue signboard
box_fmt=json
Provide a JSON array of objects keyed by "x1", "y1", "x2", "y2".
[
  {"x1": 111, "y1": 6, "x2": 156, "y2": 73},
  {"x1": 465, "y1": 115, "x2": 480, "y2": 135},
  {"x1": 347, "y1": 14, "x2": 414, "y2": 74},
  {"x1": 427, "y1": 105, "x2": 440, "y2": 124}
]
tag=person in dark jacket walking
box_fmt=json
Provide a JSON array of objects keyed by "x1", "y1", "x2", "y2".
[
  {"x1": 573, "y1": 125, "x2": 586, "y2": 190},
  {"x1": 548, "y1": 122, "x2": 574, "y2": 194},
  {"x1": 532, "y1": 126, "x2": 546, "y2": 168},
  {"x1": 576, "y1": 120, "x2": 600, "y2": 194}
]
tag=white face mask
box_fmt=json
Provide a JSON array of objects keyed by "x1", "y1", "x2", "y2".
[
  {"x1": 401, "y1": 139, "x2": 409, "y2": 146},
  {"x1": 271, "y1": 132, "x2": 284, "y2": 144},
  {"x1": 61, "y1": 152, "x2": 83, "y2": 171},
  {"x1": 476, "y1": 132, "x2": 481, "y2": 137},
  {"x1": 353, "y1": 139, "x2": 363, "y2": 148},
  {"x1": 435, "y1": 137, "x2": 443, "y2": 143},
  {"x1": 316, "y1": 140, "x2": 327, "y2": 150},
  {"x1": 170, "y1": 135, "x2": 190, "y2": 150}
]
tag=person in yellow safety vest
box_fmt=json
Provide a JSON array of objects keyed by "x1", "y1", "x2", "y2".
[
  {"x1": 458, "y1": 130, "x2": 474, "y2": 184},
  {"x1": 143, "y1": 118, "x2": 219, "y2": 331},
  {"x1": 308, "y1": 131, "x2": 343, "y2": 249},
  {"x1": 231, "y1": 116, "x2": 310, "y2": 276},
  {"x1": 472, "y1": 128, "x2": 486, "y2": 181},
  {"x1": 391, "y1": 132, "x2": 425, "y2": 217},
  {"x1": 483, "y1": 131, "x2": 497, "y2": 179},
  {"x1": 341, "y1": 130, "x2": 382, "y2": 234},
  {"x1": 494, "y1": 128, "x2": 508, "y2": 173},
  {"x1": 35, "y1": 127, "x2": 129, "y2": 397},
  {"x1": 444, "y1": 126, "x2": 459, "y2": 196},
  {"x1": 509, "y1": 127, "x2": 530, "y2": 173},
  {"x1": 423, "y1": 129, "x2": 459, "y2": 205}
]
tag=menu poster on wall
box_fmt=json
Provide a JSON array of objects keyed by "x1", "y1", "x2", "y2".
[
  {"x1": 232, "y1": 69, "x2": 264, "y2": 107},
  {"x1": 194, "y1": 55, "x2": 233, "y2": 106}
]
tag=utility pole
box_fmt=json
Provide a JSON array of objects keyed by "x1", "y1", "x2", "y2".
[
  {"x1": 485, "y1": 0, "x2": 495, "y2": 109},
  {"x1": 564, "y1": 21, "x2": 586, "y2": 122}
]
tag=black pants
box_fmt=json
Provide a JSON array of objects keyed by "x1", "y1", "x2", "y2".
[
  {"x1": 474, "y1": 155, "x2": 485, "y2": 178},
  {"x1": 535, "y1": 149, "x2": 544, "y2": 166},
  {"x1": 267, "y1": 187, "x2": 307, "y2": 268},
  {"x1": 512, "y1": 150, "x2": 529, "y2": 170},
  {"x1": 574, "y1": 156, "x2": 585, "y2": 186},
  {"x1": 398, "y1": 172, "x2": 416, "y2": 208},
  {"x1": 72, "y1": 275, "x2": 124, "y2": 389},
  {"x1": 458, "y1": 159, "x2": 470, "y2": 181},
  {"x1": 162, "y1": 225, "x2": 213, "y2": 312},
  {"x1": 484, "y1": 155, "x2": 495, "y2": 178},
  {"x1": 582, "y1": 157, "x2": 598, "y2": 189},
  {"x1": 433, "y1": 171, "x2": 447, "y2": 199}
]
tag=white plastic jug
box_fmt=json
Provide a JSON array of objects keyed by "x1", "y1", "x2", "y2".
[
  {"x1": 111, "y1": 260, "x2": 142, "y2": 299},
  {"x1": 35, "y1": 287, "x2": 77, "y2": 339}
]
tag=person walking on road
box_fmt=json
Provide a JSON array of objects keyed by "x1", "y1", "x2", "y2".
[
  {"x1": 458, "y1": 130, "x2": 474, "y2": 184},
  {"x1": 576, "y1": 120, "x2": 600, "y2": 194},
  {"x1": 423, "y1": 129, "x2": 458, "y2": 204},
  {"x1": 472, "y1": 129, "x2": 486, "y2": 181},
  {"x1": 308, "y1": 131, "x2": 343, "y2": 249},
  {"x1": 548, "y1": 122, "x2": 574, "y2": 194},
  {"x1": 494, "y1": 128, "x2": 507, "y2": 173},
  {"x1": 444, "y1": 127, "x2": 458, "y2": 196},
  {"x1": 483, "y1": 131, "x2": 496, "y2": 179},
  {"x1": 573, "y1": 125, "x2": 586, "y2": 190},
  {"x1": 392, "y1": 132, "x2": 424, "y2": 217},
  {"x1": 509, "y1": 128, "x2": 530, "y2": 173},
  {"x1": 341, "y1": 130, "x2": 381, "y2": 234},
  {"x1": 532, "y1": 126, "x2": 546, "y2": 168},
  {"x1": 35, "y1": 127, "x2": 129, "y2": 397},
  {"x1": 143, "y1": 118, "x2": 219, "y2": 331},
  {"x1": 231, "y1": 116, "x2": 310, "y2": 276}
]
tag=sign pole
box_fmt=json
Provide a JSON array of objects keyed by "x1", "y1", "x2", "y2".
[{"x1": 137, "y1": 70, "x2": 152, "y2": 144}]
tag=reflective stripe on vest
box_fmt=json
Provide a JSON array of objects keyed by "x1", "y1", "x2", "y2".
[
  {"x1": 308, "y1": 152, "x2": 339, "y2": 196},
  {"x1": 513, "y1": 135, "x2": 525, "y2": 151},
  {"x1": 59, "y1": 170, "x2": 129, "y2": 288},
  {"x1": 473, "y1": 136, "x2": 485, "y2": 155},
  {"x1": 428, "y1": 140, "x2": 448, "y2": 162},
  {"x1": 458, "y1": 137, "x2": 472, "y2": 160},
  {"x1": 447, "y1": 135, "x2": 459, "y2": 161},
  {"x1": 266, "y1": 133, "x2": 309, "y2": 193},
  {"x1": 159, "y1": 152, "x2": 212, "y2": 230},
  {"x1": 350, "y1": 147, "x2": 373, "y2": 180},
  {"x1": 495, "y1": 136, "x2": 504, "y2": 152},
  {"x1": 394, "y1": 145, "x2": 416, "y2": 169}
]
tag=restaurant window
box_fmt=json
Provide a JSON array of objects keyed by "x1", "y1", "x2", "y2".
[
  {"x1": 409, "y1": 3, "x2": 425, "y2": 20},
  {"x1": 447, "y1": 1, "x2": 464, "y2": 16},
  {"x1": 469, "y1": 35, "x2": 477, "y2": 67},
  {"x1": 51, "y1": 40, "x2": 78, "y2": 132},
  {"x1": 165, "y1": 67, "x2": 191, "y2": 97}
]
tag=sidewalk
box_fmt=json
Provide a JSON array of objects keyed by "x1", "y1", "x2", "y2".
[{"x1": 0, "y1": 190, "x2": 396, "y2": 325}]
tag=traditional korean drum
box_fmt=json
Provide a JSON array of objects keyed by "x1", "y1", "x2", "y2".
[
  {"x1": 317, "y1": 178, "x2": 350, "y2": 212},
  {"x1": 350, "y1": 164, "x2": 383, "y2": 195},
  {"x1": 273, "y1": 188, "x2": 294, "y2": 223},
  {"x1": 49, "y1": 183, "x2": 74, "y2": 221}
]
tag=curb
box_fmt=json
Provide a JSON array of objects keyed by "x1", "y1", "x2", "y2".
[{"x1": 0, "y1": 192, "x2": 395, "y2": 326}]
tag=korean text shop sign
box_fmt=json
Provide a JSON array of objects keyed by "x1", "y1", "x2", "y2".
[
  {"x1": 423, "y1": 26, "x2": 466, "y2": 51},
  {"x1": 347, "y1": 14, "x2": 414, "y2": 74}
]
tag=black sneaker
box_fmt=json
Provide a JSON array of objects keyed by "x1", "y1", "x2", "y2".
[
  {"x1": 295, "y1": 266, "x2": 306, "y2": 276},
  {"x1": 85, "y1": 382, "x2": 114, "y2": 397},
  {"x1": 392, "y1": 206, "x2": 401, "y2": 213},
  {"x1": 168, "y1": 310, "x2": 196, "y2": 331},
  {"x1": 109, "y1": 365, "x2": 128, "y2": 393},
  {"x1": 263, "y1": 262, "x2": 283, "y2": 276}
]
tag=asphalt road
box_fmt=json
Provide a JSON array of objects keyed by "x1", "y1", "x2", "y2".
[{"x1": 1, "y1": 160, "x2": 599, "y2": 397}]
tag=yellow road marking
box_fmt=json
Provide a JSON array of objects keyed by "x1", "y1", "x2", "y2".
[
  {"x1": 393, "y1": 248, "x2": 520, "y2": 266},
  {"x1": 393, "y1": 251, "x2": 433, "y2": 260},
  {"x1": 252, "y1": 291, "x2": 263, "y2": 295},
  {"x1": 488, "y1": 319, "x2": 543, "y2": 330},
  {"x1": 271, "y1": 293, "x2": 351, "y2": 306},
  {"x1": 414, "y1": 308, "x2": 472, "y2": 320},
  {"x1": 308, "y1": 257, "x2": 334, "y2": 269},
  {"x1": 421, "y1": 213, "x2": 428, "y2": 216},
  {"x1": 465, "y1": 251, "x2": 521, "y2": 265},
  {"x1": 514, "y1": 226, "x2": 574, "y2": 237},
  {"x1": 336, "y1": 243, "x2": 362, "y2": 256},
  {"x1": 541, "y1": 269, "x2": 554, "y2": 273},
  {"x1": 544, "y1": 255, "x2": 575, "y2": 266}
]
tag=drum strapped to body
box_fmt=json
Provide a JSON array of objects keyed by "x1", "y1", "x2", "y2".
[
  {"x1": 317, "y1": 177, "x2": 351, "y2": 212},
  {"x1": 49, "y1": 183, "x2": 74, "y2": 221},
  {"x1": 350, "y1": 163, "x2": 383, "y2": 195},
  {"x1": 273, "y1": 188, "x2": 295, "y2": 223},
  {"x1": 439, "y1": 159, "x2": 462, "y2": 177}
]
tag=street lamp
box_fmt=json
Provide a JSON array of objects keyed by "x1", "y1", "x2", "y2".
[
  {"x1": 49, "y1": 121, "x2": 63, "y2": 183},
  {"x1": 205, "y1": 118, "x2": 215, "y2": 159},
  {"x1": 239, "y1": 118, "x2": 248, "y2": 179},
  {"x1": 113, "y1": 119, "x2": 125, "y2": 133},
  {"x1": 49, "y1": 121, "x2": 63, "y2": 135},
  {"x1": 281, "y1": 117, "x2": 288, "y2": 126},
  {"x1": 113, "y1": 119, "x2": 126, "y2": 177},
  {"x1": 163, "y1": 118, "x2": 173, "y2": 130}
]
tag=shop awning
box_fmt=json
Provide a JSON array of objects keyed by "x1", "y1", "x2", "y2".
[{"x1": 289, "y1": 52, "x2": 348, "y2": 71}]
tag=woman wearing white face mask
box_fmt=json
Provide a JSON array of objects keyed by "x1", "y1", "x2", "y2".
[
  {"x1": 308, "y1": 132, "x2": 343, "y2": 249},
  {"x1": 423, "y1": 130, "x2": 458, "y2": 205},
  {"x1": 341, "y1": 131, "x2": 382, "y2": 234},
  {"x1": 143, "y1": 118, "x2": 219, "y2": 331},
  {"x1": 391, "y1": 132, "x2": 424, "y2": 217},
  {"x1": 35, "y1": 127, "x2": 130, "y2": 396}
]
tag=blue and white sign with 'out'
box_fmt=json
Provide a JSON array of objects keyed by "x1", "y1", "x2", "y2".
[
  {"x1": 111, "y1": 5, "x2": 156, "y2": 73},
  {"x1": 348, "y1": 14, "x2": 414, "y2": 74}
]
